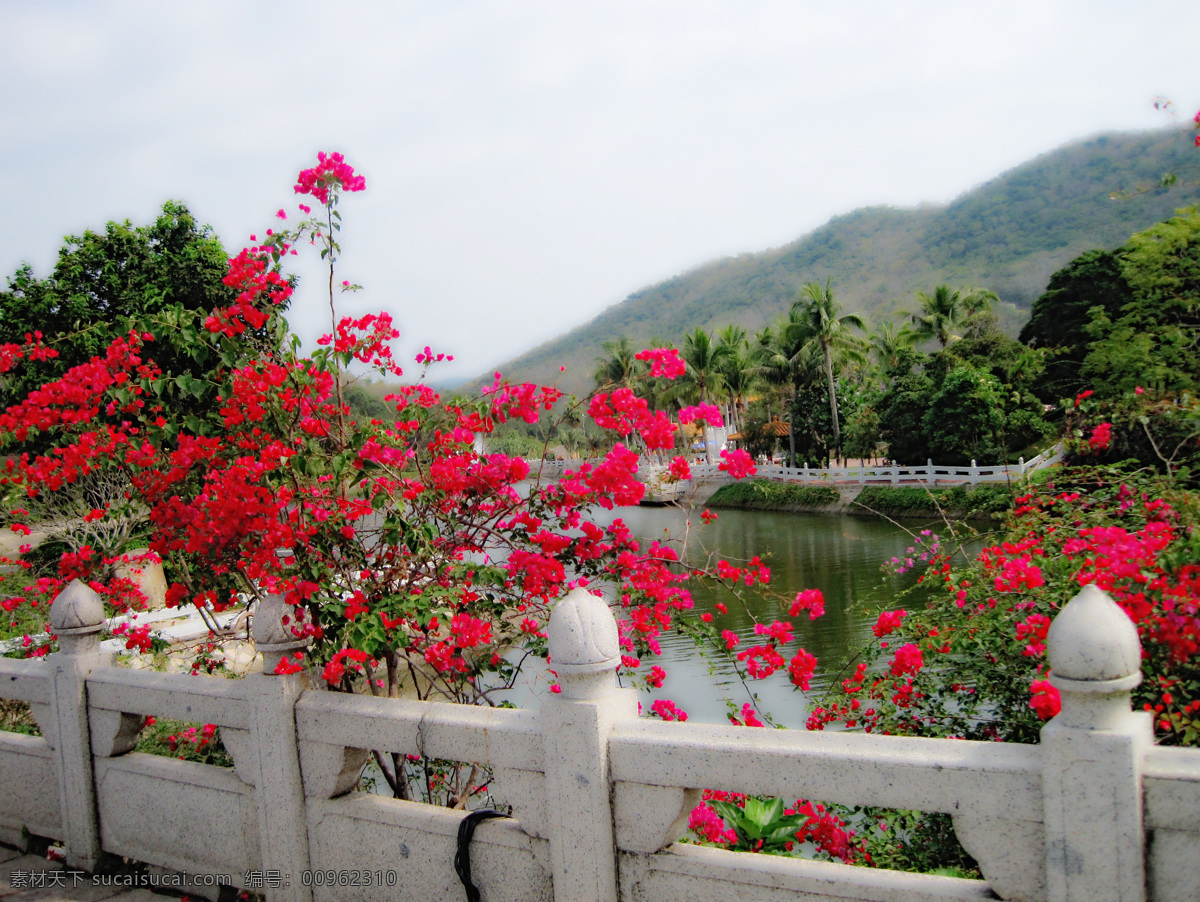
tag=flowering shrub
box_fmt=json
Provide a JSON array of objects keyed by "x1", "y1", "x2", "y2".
[
  {"x1": 816, "y1": 462, "x2": 1200, "y2": 744},
  {"x1": 799, "y1": 454, "x2": 1200, "y2": 874},
  {"x1": 0, "y1": 153, "x2": 826, "y2": 807}
]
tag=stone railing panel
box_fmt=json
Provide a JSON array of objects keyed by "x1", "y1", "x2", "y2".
[
  {"x1": 94, "y1": 753, "x2": 258, "y2": 884},
  {"x1": 307, "y1": 793, "x2": 552, "y2": 902},
  {"x1": 0, "y1": 658, "x2": 51, "y2": 704},
  {"x1": 610, "y1": 720, "x2": 1042, "y2": 820},
  {"x1": 0, "y1": 732, "x2": 60, "y2": 848},
  {"x1": 295, "y1": 691, "x2": 543, "y2": 771},
  {"x1": 1143, "y1": 746, "x2": 1200, "y2": 902},
  {"x1": 85, "y1": 668, "x2": 251, "y2": 729},
  {"x1": 613, "y1": 782, "x2": 701, "y2": 853}
]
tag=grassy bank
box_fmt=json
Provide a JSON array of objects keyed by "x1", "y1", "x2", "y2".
[
  {"x1": 852, "y1": 484, "x2": 1013, "y2": 519},
  {"x1": 707, "y1": 479, "x2": 1013, "y2": 520},
  {"x1": 707, "y1": 481, "x2": 840, "y2": 510}
]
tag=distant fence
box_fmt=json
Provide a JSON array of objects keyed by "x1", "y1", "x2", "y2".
[
  {"x1": 525, "y1": 443, "x2": 1064, "y2": 490},
  {"x1": 0, "y1": 578, "x2": 1197, "y2": 901}
]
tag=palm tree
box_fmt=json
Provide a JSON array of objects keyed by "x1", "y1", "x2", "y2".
[
  {"x1": 715, "y1": 324, "x2": 753, "y2": 436},
  {"x1": 679, "y1": 328, "x2": 734, "y2": 463},
  {"x1": 869, "y1": 320, "x2": 918, "y2": 380},
  {"x1": 961, "y1": 287, "x2": 998, "y2": 317},
  {"x1": 750, "y1": 312, "x2": 821, "y2": 466},
  {"x1": 593, "y1": 336, "x2": 642, "y2": 391},
  {"x1": 910, "y1": 285, "x2": 966, "y2": 349},
  {"x1": 797, "y1": 280, "x2": 866, "y2": 452}
]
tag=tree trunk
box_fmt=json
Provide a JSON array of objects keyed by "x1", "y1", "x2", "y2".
[{"x1": 823, "y1": 340, "x2": 840, "y2": 449}]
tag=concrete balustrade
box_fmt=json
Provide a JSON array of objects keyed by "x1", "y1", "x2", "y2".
[
  {"x1": 531, "y1": 443, "x2": 1065, "y2": 490},
  {"x1": 0, "y1": 580, "x2": 1196, "y2": 901}
]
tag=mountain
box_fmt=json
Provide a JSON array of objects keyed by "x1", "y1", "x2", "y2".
[{"x1": 485, "y1": 129, "x2": 1200, "y2": 395}]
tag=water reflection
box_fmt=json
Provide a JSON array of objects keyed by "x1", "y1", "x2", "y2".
[
  {"x1": 590, "y1": 506, "x2": 925, "y2": 728},
  {"x1": 500, "y1": 505, "x2": 929, "y2": 729}
]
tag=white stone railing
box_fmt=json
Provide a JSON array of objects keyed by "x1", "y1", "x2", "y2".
[
  {"x1": 691, "y1": 444, "x2": 1064, "y2": 487},
  {"x1": 0, "y1": 579, "x2": 1196, "y2": 902},
  {"x1": 525, "y1": 444, "x2": 1064, "y2": 491}
]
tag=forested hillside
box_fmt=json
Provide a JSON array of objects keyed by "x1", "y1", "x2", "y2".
[{"x1": 489, "y1": 129, "x2": 1200, "y2": 394}]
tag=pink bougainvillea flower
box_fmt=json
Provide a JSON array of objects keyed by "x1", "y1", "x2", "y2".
[
  {"x1": 718, "y1": 448, "x2": 756, "y2": 480},
  {"x1": 1088, "y1": 422, "x2": 1112, "y2": 452},
  {"x1": 635, "y1": 347, "x2": 686, "y2": 379},
  {"x1": 889, "y1": 642, "x2": 923, "y2": 676},
  {"x1": 872, "y1": 608, "x2": 906, "y2": 638},
  {"x1": 790, "y1": 588, "x2": 825, "y2": 620},
  {"x1": 788, "y1": 648, "x2": 818, "y2": 689},
  {"x1": 1030, "y1": 679, "x2": 1061, "y2": 720}
]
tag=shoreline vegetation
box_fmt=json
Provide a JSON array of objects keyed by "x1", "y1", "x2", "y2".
[{"x1": 705, "y1": 479, "x2": 1014, "y2": 520}]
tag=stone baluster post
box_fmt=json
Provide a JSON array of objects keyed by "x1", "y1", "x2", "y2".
[
  {"x1": 47, "y1": 580, "x2": 107, "y2": 871},
  {"x1": 246, "y1": 594, "x2": 316, "y2": 902},
  {"x1": 542, "y1": 588, "x2": 638, "y2": 902},
  {"x1": 969, "y1": 459, "x2": 979, "y2": 484},
  {"x1": 1042, "y1": 584, "x2": 1152, "y2": 902}
]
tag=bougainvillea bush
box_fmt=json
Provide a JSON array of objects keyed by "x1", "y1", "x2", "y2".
[
  {"x1": 0, "y1": 153, "x2": 818, "y2": 805},
  {"x1": 810, "y1": 413, "x2": 1200, "y2": 747},
  {"x1": 797, "y1": 408, "x2": 1200, "y2": 871}
]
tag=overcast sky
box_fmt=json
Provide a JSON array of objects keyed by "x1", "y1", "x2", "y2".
[{"x1": 2, "y1": 1, "x2": 1198, "y2": 384}]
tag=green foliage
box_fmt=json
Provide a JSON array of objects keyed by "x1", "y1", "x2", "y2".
[
  {"x1": 921, "y1": 365, "x2": 1005, "y2": 464},
  {"x1": 876, "y1": 372, "x2": 934, "y2": 463},
  {"x1": 1083, "y1": 206, "x2": 1200, "y2": 397},
  {"x1": 0, "y1": 201, "x2": 282, "y2": 437},
  {"x1": 1065, "y1": 388, "x2": 1200, "y2": 486},
  {"x1": 1020, "y1": 249, "x2": 1132, "y2": 401},
  {"x1": 0, "y1": 700, "x2": 39, "y2": 736},
  {"x1": 707, "y1": 797, "x2": 813, "y2": 854},
  {"x1": 708, "y1": 480, "x2": 839, "y2": 510},
  {"x1": 853, "y1": 484, "x2": 1013, "y2": 519},
  {"x1": 854, "y1": 809, "x2": 978, "y2": 878}
]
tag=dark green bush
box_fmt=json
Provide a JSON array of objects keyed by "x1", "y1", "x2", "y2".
[
  {"x1": 708, "y1": 481, "x2": 840, "y2": 510},
  {"x1": 853, "y1": 484, "x2": 1012, "y2": 519}
]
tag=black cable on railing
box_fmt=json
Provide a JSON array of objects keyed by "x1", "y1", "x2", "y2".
[{"x1": 454, "y1": 809, "x2": 512, "y2": 902}]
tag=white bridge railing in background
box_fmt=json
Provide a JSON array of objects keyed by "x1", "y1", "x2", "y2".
[
  {"x1": 526, "y1": 443, "x2": 1064, "y2": 491},
  {"x1": 0, "y1": 576, "x2": 1196, "y2": 902}
]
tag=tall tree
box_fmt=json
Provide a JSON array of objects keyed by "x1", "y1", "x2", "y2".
[
  {"x1": 751, "y1": 311, "x2": 823, "y2": 466},
  {"x1": 715, "y1": 324, "x2": 754, "y2": 436},
  {"x1": 910, "y1": 284, "x2": 966, "y2": 349},
  {"x1": 869, "y1": 320, "x2": 919, "y2": 382},
  {"x1": 593, "y1": 335, "x2": 644, "y2": 391},
  {"x1": 797, "y1": 280, "x2": 866, "y2": 453},
  {"x1": 1082, "y1": 207, "x2": 1200, "y2": 396},
  {"x1": 0, "y1": 201, "x2": 274, "y2": 432},
  {"x1": 1019, "y1": 249, "x2": 1131, "y2": 401},
  {"x1": 679, "y1": 328, "x2": 734, "y2": 462}
]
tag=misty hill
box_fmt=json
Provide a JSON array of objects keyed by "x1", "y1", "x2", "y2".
[{"x1": 486, "y1": 129, "x2": 1200, "y2": 395}]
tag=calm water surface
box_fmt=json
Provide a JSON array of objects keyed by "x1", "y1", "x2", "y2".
[{"x1": 507, "y1": 506, "x2": 932, "y2": 729}]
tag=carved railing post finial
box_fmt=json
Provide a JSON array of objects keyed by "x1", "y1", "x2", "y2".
[
  {"x1": 547, "y1": 586, "x2": 621, "y2": 700},
  {"x1": 543, "y1": 587, "x2": 636, "y2": 902},
  {"x1": 1047, "y1": 582, "x2": 1142, "y2": 730},
  {"x1": 50, "y1": 579, "x2": 106, "y2": 658},
  {"x1": 251, "y1": 593, "x2": 313, "y2": 676}
]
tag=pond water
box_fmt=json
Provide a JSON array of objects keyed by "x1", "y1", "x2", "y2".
[{"x1": 505, "y1": 505, "x2": 941, "y2": 729}]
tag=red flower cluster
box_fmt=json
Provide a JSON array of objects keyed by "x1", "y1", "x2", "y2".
[
  {"x1": 294, "y1": 151, "x2": 366, "y2": 205},
  {"x1": 718, "y1": 448, "x2": 756, "y2": 480},
  {"x1": 872, "y1": 608, "x2": 906, "y2": 638},
  {"x1": 789, "y1": 588, "x2": 825, "y2": 620},
  {"x1": 634, "y1": 347, "x2": 686, "y2": 379},
  {"x1": 1088, "y1": 421, "x2": 1113, "y2": 452}
]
